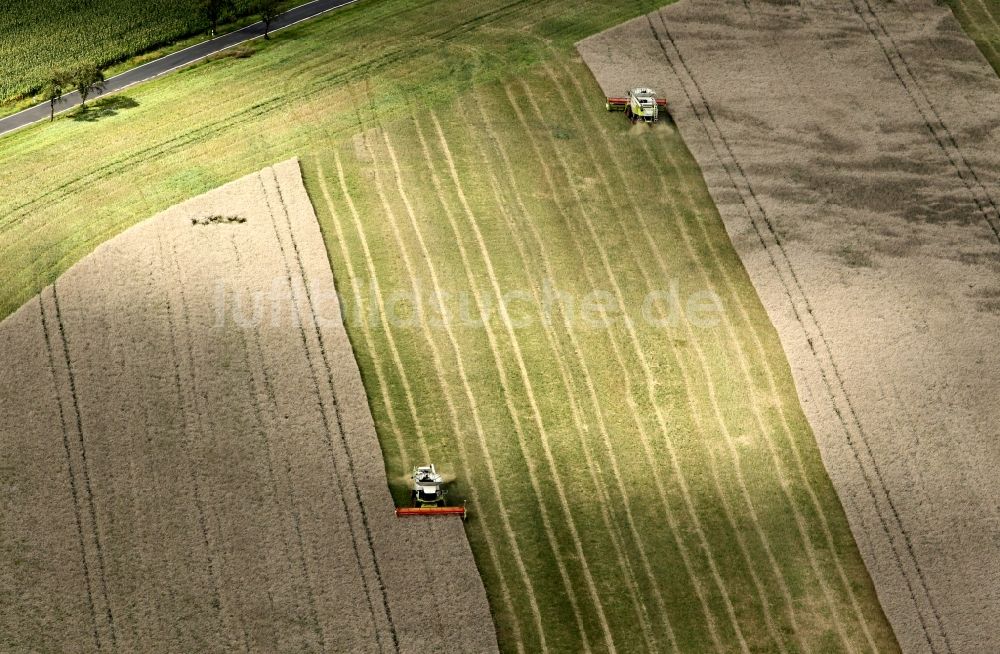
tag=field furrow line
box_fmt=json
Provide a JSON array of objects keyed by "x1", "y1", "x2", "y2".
[
  {"x1": 213, "y1": 237, "x2": 302, "y2": 653},
  {"x1": 324, "y1": 154, "x2": 431, "y2": 465},
  {"x1": 814, "y1": 4, "x2": 975, "y2": 649},
  {"x1": 0, "y1": 94, "x2": 288, "y2": 232},
  {"x1": 640, "y1": 59, "x2": 882, "y2": 646},
  {"x1": 118, "y1": 364, "x2": 158, "y2": 650},
  {"x1": 0, "y1": 1, "x2": 522, "y2": 238},
  {"x1": 328, "y1": 147, "x2": 533, "y2": 652},
  {"x1": 539, "y1": 61, "x2": 803, "y2": 652},
  {"x1": 152, "y1": 233, "x2": 229, "y2": 650},
  {"x1": 647, "y1": 11, "x2": 946, "y2": 651},
  {"x1": 950, "y1": 0, "x2": 988, "y2": 39},
  {"x1": 501, "y1": 80, "x2": 740, "y2": 652},
  {"x1": 315, "y1": 157, "x2": 413, "y2": 473},
  {"x1": 120, "y1": 253, "x2": 173, "y2": 649},
  {"x1": 647, "y1": 135, "x2": 884, "y2": 652},
  {"x1": 519, "y1": 76, "x2": 801, "y2": 652},
  {"x1": 365, "y1": 121, "x2": 568, "y2": 651},
  {"x1": 51, "y1": 283, "x2": 120, "y2": 653},
  {"x1": 96, "y1": 296, "x2": 141, "y2": 649},
  {"x1": 225, "y1": 234, "x2": 326, "y2": 652},
  {"x1": 493, "y1": 80, "x2": 729, "y2": 650},
  {"x1": 259, "y1": 170, "x2": 399, "y2": 654},
  {"x1": 413, "y1": 111, "x2": 623, "y2": 652},
  {"x1": 470, "y1": 95, "x2": 677, "y2": 647},
  {"x1": 166, "y1": 240, "x2": 265, "y2": 654},
  {"x1": 466, "y1": 101, "x2": 677, "y2": 650},
  {"x1": 843, "y1": 0, "x2": 999, "y2": 242},
  {"x1": 38, "y1": 292, "x2": 103, "y2": 652},
  {"x1": 553, "y1": 56, "x2": 860, "y2": 644}
]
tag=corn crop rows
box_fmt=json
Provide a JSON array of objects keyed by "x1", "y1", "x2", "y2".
[{"x1": 0, "y1": 0, "x2": 279, "y2": 103}]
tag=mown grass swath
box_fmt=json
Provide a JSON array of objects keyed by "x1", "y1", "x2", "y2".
[
  {"x1": 0, "y1": 0, "x2": 919, "y2": 651},
  {"x1": 307, "y1": 60, "x2": 897, "y2": 653},
  {"x1": 945, "y1": 0, "x2": 1000, "y2": 72}
]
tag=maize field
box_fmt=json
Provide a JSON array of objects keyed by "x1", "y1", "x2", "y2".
[{"x1": 0, "y1": 0, "x2": 284, "y2": 104}]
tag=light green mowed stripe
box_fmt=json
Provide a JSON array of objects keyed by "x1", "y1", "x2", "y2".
[
  {"x1": 0, "y1": 0, "x2": 917, "y2": 650},
  {"x1": 310, "y1": 61, "x2": 900, "y2": 651}
]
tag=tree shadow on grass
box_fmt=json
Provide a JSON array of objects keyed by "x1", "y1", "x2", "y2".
[{"x1": 72, "y1": 95, "x2": 139, "y2": 122}]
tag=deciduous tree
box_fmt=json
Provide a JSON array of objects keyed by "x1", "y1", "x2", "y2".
[
  {"x1": 200, "y1": 0, "x2": 234, "y2": 37},
  {"x1": 43, "y1": 69, "x2": 71, "y2": 121},
  {"x1": 258, "y1": 0, "x2": 280, "y2": 40},
  {"x1": 71, "y1": 63, "x2": 105, "y2": 109}
]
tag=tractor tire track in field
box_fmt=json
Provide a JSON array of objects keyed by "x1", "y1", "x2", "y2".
[
  {"x1": 516, "y1": 80, "x2": 764, "y2": 651},
  {"x1": 644, "y1": 3, "x2": 935, "y2": 646},
  {"x1": 408, "y1": 112, "x2": 622, "y2": 652},
  {"x1": 494, "y1": 79, "x2": 732, "y2": 650},
  {"x1": 317, "y1": 143, "x2": 490, "y2": 651},
  {"x1": 225, "y1": 232, "x2": 326, "y2": 652},
  {"x1": 323, "y1": 147, "x2": 535, "y2": 653},
  {"x1": 539, "y1": 61, "x2": 815, "y2": 653},
  {"x1": 501, "y1": 81, "x2": 745, "y2": 652},
  {"x1": 167, "y1": 239, "x2": 263, "y2": 652},
  {"x1": 0, "y1": 160, "x2": 497, "y2": 653},
  {"x1": 38, "y1": 293, "x2": 103, "y2": 652},
  {"x1": 519, "y1": 71, "x2": 804, "y2": 652},
  {"x1": 155, "y1": 234, "x2": 236, "y2": 651},
  {"x1": 422, "y1": 109, "x2": 661, "y2": 649},
  {"x1": 0, "y1": 0, "x2": 540, "y2": 238},
  {"x1": 259, "y1": 169, "x2": 398, "y2": 654},
  {"x1": 269, "y1": 165, "x2": 403, "y2": 653},
  {"x1": 581, "y1": 1, "x2": 1000, "y2": 648},
  {"x1": 325, "y1": 148, "x2": 433, "y2": 470},
  {"x1": 50, "y1": 284, "x2": 119, "y2": 653},
  {"x1": 842, "y1": 0, "x2": 1000, "y2": 245},
  {"x1": 349, "y1": 79, "x2": 548, "y2": 651},
  {"x1": 118, "y1": 253, "x2": 174, "y2": 650},
  {"x1": 618, "y1": 58, "x2": 885, "y2": 654},
  {"x1": 374, "y1": 122, "x2": 609, "y2": 652},
  {"x1": 466, "y1": 90, "x2": 681, "y2": 653},
  {"x1": 643, "y1": 11, "x2": 947, "y2": 652},
  {"x1": 321, "y1": 128, "x2": 547, "y2": 651},
  {"x1": 550, "y1": 58, "x2": 885, "y2": 651},
  {"x1": 648, "y1": 137, "x2": 883, "y2": 651},
  {"x1": 360, "y1": 110, "x2": 561, "y2": 649},
  {"x1": 313, "y1": 163, "x2": 415, "y2": 476}
]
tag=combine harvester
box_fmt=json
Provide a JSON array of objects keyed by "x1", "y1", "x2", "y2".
[
  {"x1": 606, "y1": 87, "x2": 668, "y2": 123},
  {"x1": 395, "y1": 464, "x2": 467, "y2": 519}
]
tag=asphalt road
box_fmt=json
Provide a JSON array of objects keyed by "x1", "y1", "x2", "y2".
[{"x1": 0, "y1": 0, "x2": 358, "y2": 138}]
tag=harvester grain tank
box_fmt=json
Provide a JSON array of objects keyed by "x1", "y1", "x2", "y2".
[
  {"x1": 395, "y1": 464, "x2": 467, "y2": 518},
  {"x1": 606, "y1": 87, "x2": 668, "y2": 123}
]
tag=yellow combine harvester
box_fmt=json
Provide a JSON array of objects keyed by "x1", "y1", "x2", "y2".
[
  {"x1": 395, "y1": 464, "x2": 467, "y2": 518},
  {"x1": 606, "y1": 87, "x2": 668, "y2": 123}
]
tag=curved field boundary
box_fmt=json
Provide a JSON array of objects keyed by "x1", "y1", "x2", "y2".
[{"x1": 0, "y1": 159, "x2": 498, "y2": 653}]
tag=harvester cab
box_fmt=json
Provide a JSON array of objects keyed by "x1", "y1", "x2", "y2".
[
  {"x1": 395, "y1": 464, "x2": 467, "y2": 519},
  {"x1": 413, "y1": 464, "x2": 445, "y2": 507},
  {"x1": 606, "y1": 87, "x2": 668, "y2": 123}
]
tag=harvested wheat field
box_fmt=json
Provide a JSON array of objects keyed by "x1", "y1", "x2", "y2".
[
  {"x1": 0, "y1": 159, "x2": 498, "y2": 653},
  {"x1": 580, "y1": 1, "x2": 1000, "y2": 652}
]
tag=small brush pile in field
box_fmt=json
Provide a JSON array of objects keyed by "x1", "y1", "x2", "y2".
[{"x1": 0, "y1": 159, "x2": 498, "y2": 653}]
